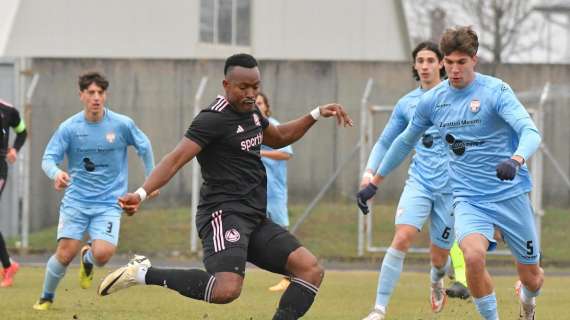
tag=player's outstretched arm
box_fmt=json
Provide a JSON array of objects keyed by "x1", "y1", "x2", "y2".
[
  {"x1": 262, "y1": 103, "x2": 353, "y2": 149},
  {"x1": 261, "y1": 150, "x2": 292, "y2": 161},
  {"x1": 362, "y1": 103, "x2": 408, "y2": 187},
  {"x1": 119, "y1": 137, "x2": 202, "y2": 215},
  {"x1": 356, "y1": 124, "x2": 424, "y2": 214}
]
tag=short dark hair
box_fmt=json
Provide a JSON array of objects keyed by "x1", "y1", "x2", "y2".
[
  {"x1": 412, "y1": 41, "x2": 446, "y2": 81},
  {"x1": 439, "y1": 26, "x2": 479, "y2": 57},
  {"x1": 78, "y1": 71, "x2": 109, "y2": 91},
  {"x1": 224, "y1": 53, "x2": 258, "y2": 76},
  {"x1": 257, "y1": 92, "x2": 271, "y2": 117}
]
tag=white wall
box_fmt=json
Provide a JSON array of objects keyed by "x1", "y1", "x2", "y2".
[
  {"x1": 4, "y1": 0, "x2": 199, "y2": 58},
  {"x1": 253, "y1": 0, "x2": 410, "y2": 61},
  {"x1": 3, "y1": 0, "x2": 409, "y2": 61}
]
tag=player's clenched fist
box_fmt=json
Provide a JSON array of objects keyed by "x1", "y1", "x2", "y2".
[
  {"x1": 54, "y1": 171, "x2": 70, "y2": 191},
  {"x1": 118, "y1": 193, "x2": 141, "y2": 216},
  {"x1": 119, "y1": 189, "x2": 160, "y2": 216}
]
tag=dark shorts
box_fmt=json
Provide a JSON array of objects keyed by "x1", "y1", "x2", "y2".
[
  {"x1": 0, "y1": 159, "x2": 7, "y2": 197},
  {"x1": 197, "y1": 209, "x2": 301, "y2": 277}
]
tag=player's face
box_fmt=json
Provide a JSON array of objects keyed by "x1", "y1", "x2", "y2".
[
  {"x1": 79, "y1": 83, "x2": 106, "y2": 118},
  {"x1": 223, "y1": 66, "x2": 261, "y2": 113},
  {"x1": 414, "y1": 49, "x2": 442, "y2": 87},
  {"x1": 256, "y1": 95, "x2": 268, "y2": 117},
  {"x1": 443, "y1": 51, "x2": 477, "y2": 89}
]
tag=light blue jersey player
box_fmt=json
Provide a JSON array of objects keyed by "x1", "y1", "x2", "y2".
[
  {"x1": 261, "y1": 117, "x2": 293, "y2": 228},
  {"x1": 359, "y1": 27, "x2": 543, "y2": 320},
  {"x1": 256, "y1": 92, "x2": 295, "y2": 292},
  {"x1": 33, "y1": 72, "x2": 155, "y2": 311},
  {"x1": 360, "y1": 42, "x2": 453, "y2": 320}
]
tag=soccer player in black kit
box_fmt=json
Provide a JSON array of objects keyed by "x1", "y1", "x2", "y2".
[
  {"x1": 98, "y1": 53, "x2": 353, "y2": 319},
  {"x1": 0, "y1": 99, "x2": 27, "y2": 287}
]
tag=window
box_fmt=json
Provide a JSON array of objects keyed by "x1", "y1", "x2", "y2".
[{"x1": 200, "y1": 0, "x2": 251, "y2": 46}]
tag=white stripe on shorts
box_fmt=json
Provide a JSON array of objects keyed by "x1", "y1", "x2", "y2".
[{"x1": 211, "y1": 210, "x2": 225, "y2": 252}]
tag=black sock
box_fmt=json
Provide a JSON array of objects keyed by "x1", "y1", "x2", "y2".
[
  {"x1": 0, "y1": 232, "x2": 11, "y2": 268},
  {"x1": 273, "y1": 278, "x2": 318, "y2": 320},
  {"x1": 145, "y1": 267, "x2": 216, "y2": 302}
]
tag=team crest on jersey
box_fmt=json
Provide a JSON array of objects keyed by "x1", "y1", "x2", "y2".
[
  {"x1": 470, "y1": 99, "x2": 481, "y2": 113},
  {"x1": 253, "y1": 113, "x2": 261, "y2": 127},
  {"x1": 106, "y1": 132, "x2": 116, "y2": 143},
  {"x1": 225, "y1": 229, "x2": 240, "y2": 242}
]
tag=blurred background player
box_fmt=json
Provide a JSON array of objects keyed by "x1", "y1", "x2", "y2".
[
  {"x1": 0, "y1": 99, "x2": 27, "y2": 287},
  {"x1": 33, "y1": 71, "x2": 155, "y2": 310},
  {"x1": 359, "y1": 26, "x2": 543, "y2": 320},
  {"x1": 257, "y1": 92, "x2": 294, "y2": 292},
  {"x1": 358, "y1": 41, "x2": 457, "y2": 320}
]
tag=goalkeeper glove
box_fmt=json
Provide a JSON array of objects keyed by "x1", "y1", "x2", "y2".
[
  {"x1": 356, "y1": 183, "x2": 378, "y2": 215},
  {"x1": 496, "y1": 158, "x2": 521, "y2": 181}
]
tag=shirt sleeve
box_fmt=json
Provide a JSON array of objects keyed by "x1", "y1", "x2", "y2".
[
  {"x1": 125, "y1": 119, "x2": 155, "y2": 177},
  {"x1": 8, "y1": 107, "x2": 25, "y2": 132},
  {"x1": 365, "y1": 101, "x2": 408, "y2": 172},
  {"x1": 377, "y1": 94, "x2": 433, "y2": 176},
  {"x1": 42, "y1": 125, "x2": 69, "y2": 180},
  {"x1": 496, "y1": 83, "x2": 542, "y2": 161},
  {"x1": 185, "y1": 111, "x2": 224, "y2": 148}
]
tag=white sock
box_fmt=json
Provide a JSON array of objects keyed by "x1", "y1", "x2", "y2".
[
  {"x1": 374, "y1": 304, "x2": 386, "y2": 314},
  {"x1": 135, "y1": 265, "x2": 148, "y2": 284}
]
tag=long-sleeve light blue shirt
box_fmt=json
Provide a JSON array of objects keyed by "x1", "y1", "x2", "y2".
[
  {"x1": 366, "y1": 87, "x2": 451, "y2": 193},
  {"x1": 42, "y1": 108, "x2": 154, "y2": 208},
  {"x1": 379, "y1": 73, "x2": 541, "y2": 202}
]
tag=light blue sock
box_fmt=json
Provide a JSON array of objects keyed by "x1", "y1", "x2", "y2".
[
  {"x1": 374, "y1": 247, "x2": 406, "y2": 308},
  {"x1": 430, "y1": 256, "x2": 451, "y2": 283},
  {"x1": 83, "y1": 249, "x2": 104, "y2": 267},
  {"x1": 474, "y1": 293, "x2": 499, "y2": 320},
  {"x1": 520, "y1": 284, "x2": 540, "y2": 305},
  {"x1": 41, "y1": 255, "x2": 67, "y2": 300},
  {"x1": 522, "y1": 285, "x2": 540, "y2": 298}
]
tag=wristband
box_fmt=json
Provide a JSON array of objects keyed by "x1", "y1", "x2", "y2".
[
  {"x1": 134, "y1": 187, "x2": 147, "y2": 202},
  {"x1": 362, "y1": 172, "x2": 374, "y2": 179},
  {"x1": 310, "y1": 106, "x2": 321, "y2": 120}
]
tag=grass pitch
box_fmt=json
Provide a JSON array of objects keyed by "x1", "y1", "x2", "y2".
[
  {"x1": 0, "y1": 266, "x2": 568, "y2": 319},
  {"x1": 20, "y1": 204, "x2": 570, "y2": 265}
]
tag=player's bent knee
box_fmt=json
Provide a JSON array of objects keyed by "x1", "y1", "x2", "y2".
[
  {"x1": 211, "y1": 273, "x2": 243, "y2": 304},
  {"x1": 430, "y1": 251, "x2": 449, "y2": 268},
  {"x1": 463, "y1": 250, "x2": 486, "y2": 271},
  {"x1": 55, "y1": 250, "x2": 76, "y2": 266},
  {"x1": 92, "y1": 250, "x2": 113, "y2": 266},
  {"x1": 391, "y1": 228, "x2": 416, "y2": 251},
  {"x1": 212, "y1": 284, "x2": 242, "y2": 304},
  {"x1": 299, "y1": 260, "x2": 324, "y2": 287},
  {"x1": 520, "y1": 266, "x2": 544, "y2": 291}
]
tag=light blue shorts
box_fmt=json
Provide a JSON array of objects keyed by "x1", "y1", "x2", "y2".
[
  {"x1": 57, "y1": 204, "x2": 122, "y2": 246},
  {"x1": 266, "y1": 198, "x2": 289, "y2": 228},
  {"x1": 395, "y1": 180, "x2": 454, "y2": 250},
  {"x1": 454, "y1": 193, "x2": 540, "y2": 264}
]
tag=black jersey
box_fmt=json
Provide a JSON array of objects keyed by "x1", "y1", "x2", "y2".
[
  {"x1": 0, "y1": 100, "x2": 23, "y2": 158},
  {"x1": 185, "y1": 95, "x2": 270, "y2": 217}
]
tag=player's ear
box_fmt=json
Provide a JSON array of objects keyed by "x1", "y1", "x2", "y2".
[{"x1": 222, "y1": 79, "x2": 229, "y2": 90}]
